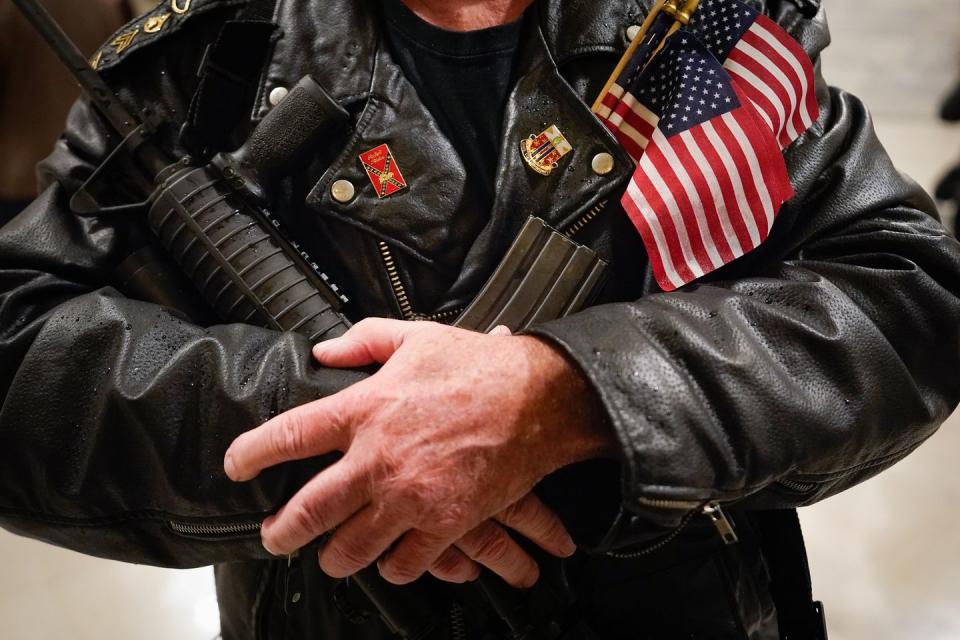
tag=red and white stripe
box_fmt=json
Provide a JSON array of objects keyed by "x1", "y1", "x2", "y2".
[
  {"x1": 595, "y1": 83, "x2": 659, "y2": 163},
  {"x1": 724, "y1": 15, "x2": 819, "y2": 149},
  {"x1": 620, "y1": 86, "x2": 794, "y2": 291}
]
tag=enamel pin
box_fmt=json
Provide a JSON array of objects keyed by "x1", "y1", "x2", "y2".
[
  {"x1": 521, "y1": 125, "x2": 573, "y2": 176},
  {"x1": 359, "y1": 144, "x2": 408, "y2": 198}
]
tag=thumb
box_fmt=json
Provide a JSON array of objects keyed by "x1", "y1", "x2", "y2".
[{"x1": 312, "y1": 317, "x2": 417, "y2": 368}]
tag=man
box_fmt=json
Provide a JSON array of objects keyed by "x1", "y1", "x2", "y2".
[{"x1": 1, "y1": 0, "x2": 959, "y2": 639}]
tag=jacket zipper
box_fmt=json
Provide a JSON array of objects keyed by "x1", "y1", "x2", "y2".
[
  {"x1": 378, "y1": 199, "x2": 610, "y2": 323},
  {"x1": 606, "y1": 500, "x2": 737, "y2": 559},
  {"x1": 378, "y1": 241, "x2": 465, "y2": 322},
  {"x1": 449, "y1": 603, "x2": 467, "y2": 640},
  {"x1": 168, "y1": 520, "x2": 262, "y2": 537},
  {"x1": 775, "y1": 444, "x2": 922, "y2": 493},
  {"x1": 776, "y1": 478, "x2": 820, "y2": 493},
  {"x1": 378, "y1": 241, "x2": 416, "y2": 321},
  {"x1": 563, "y1": 198, "x2": 609, "y2": 238}
]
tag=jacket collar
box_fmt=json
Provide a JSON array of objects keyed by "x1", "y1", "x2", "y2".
[{"x1": 256, "y1": 0, "x2": 653, "y2": 116}]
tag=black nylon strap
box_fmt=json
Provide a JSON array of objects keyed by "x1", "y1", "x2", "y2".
[
  {"x1": 239, "y1": 0, "x2": 278, "y2": 21},
  {"x1": 183, "y1": 0, "x2": 279, "y2": 153}
]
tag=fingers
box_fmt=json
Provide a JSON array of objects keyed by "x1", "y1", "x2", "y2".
[
  {"x1": 377, "y1": 528, "x2": 453, "y2": 585},
  {"x1": 313, "y1": 317, "x2": 417, "y2": 368},
  {"x1": 225, "y1": 395, "x2": 351, "y2": 482},
  {"x1": 455, "y1": 521, "x2": 540, "y2": 589},
  {"x1": 260, "y1": 460, "x2": 368, "y2": 555},
  {"x1": 317, "y1": 503, "x2": 412, "y2": 578},
  {"x1": 495, "y1": 494, "x2": 576, "y2": 559},
  {"x1": 429, "y1": 547, "x2": 481, "y2": 584}
]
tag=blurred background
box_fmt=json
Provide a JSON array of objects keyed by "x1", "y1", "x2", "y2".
[{"x1": 0, "y1": 1, "x2": 958, "y2": 639}]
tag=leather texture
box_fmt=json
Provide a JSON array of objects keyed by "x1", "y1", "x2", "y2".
[{"x1": 1, "y1": 0, "x2": 959, "y2": 638}]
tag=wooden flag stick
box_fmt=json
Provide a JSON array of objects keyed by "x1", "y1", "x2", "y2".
[{"x1": 590, "y1": 0, "x2": 670, "y2": 113}]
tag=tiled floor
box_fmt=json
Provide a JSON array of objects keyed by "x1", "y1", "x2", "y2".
[{"x1": 1, "y1": 3, "x2": 959, "y2": 639}]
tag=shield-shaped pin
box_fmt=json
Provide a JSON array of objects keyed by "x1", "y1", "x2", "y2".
[
  {"x1": 520, "y1": 125, "x2": 573, "y2": 176},
  {"x1": 359, "y1": 144, "x2": 408, "y2": 198}
]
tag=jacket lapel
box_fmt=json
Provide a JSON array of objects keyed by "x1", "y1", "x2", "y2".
[{"x1": 257, "y1": 0, "x2": 649, "y2": 309}]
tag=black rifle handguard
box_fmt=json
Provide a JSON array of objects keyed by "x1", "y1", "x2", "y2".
[{"x1": 148, "y1": 161, "x2": 350, "y2": 341}]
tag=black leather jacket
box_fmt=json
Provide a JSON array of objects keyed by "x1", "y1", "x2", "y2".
[{"x1": 1, "y1": 0, "x2": 959, "y2": 638}]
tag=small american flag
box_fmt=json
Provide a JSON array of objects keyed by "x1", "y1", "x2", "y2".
[
  {"x1": 687, "y1": 0, "x2": 819, "y2": 148},
  {"x1": 594, "y1": 0, "x2": 818, "y2": 290},
  {"x1": 615, "y1": 36, "x2": 793, "y2": 291}
]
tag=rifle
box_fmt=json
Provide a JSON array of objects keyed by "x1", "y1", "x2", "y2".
[{"x1": 13, "y1": 1, "x2": 608, "y2": 637}]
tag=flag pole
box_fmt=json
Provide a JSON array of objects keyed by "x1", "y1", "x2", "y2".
[
  {"x1": 646, "y1": 0, "x2": 701, "y2": 62},
  {"x1": 590, "y1": 0, "x2": 673, "y2": 113}
]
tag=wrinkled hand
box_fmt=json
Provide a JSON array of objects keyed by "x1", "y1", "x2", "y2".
[{"x1": 224, "y1": 318, "x2": 615, "y2": 587}]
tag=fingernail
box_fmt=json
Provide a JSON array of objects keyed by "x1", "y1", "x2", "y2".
[
  {"x1": 223, "y1": 451, "x2": 238, "y2": 480},
  {"x1": 262, "y1": 539, "x2": 280, "y2": 556},
  {"x1": 560, "y1": 536, "x2": 577, "y2": 557},
  {"x1": 261, "y1": 521, "x2": 279, "y2": 556},
  {"x1": 519, "y1": 568, "x2": 540, "y2": 589}
]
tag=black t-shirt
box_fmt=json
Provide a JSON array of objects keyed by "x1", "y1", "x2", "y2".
[{"x1": 381, "y1": 0, "x2": 524, "y2": 214}]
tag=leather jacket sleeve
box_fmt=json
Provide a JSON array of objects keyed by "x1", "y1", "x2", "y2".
[
  {"x1": 531, "y1": 6, "x2": 960, "y2": 539},
  {"x1": 0, "y1": 98, "x2": 367, "y2": 568}
]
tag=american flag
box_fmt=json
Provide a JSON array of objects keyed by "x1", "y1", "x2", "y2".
[
  {"x1": 593, "y1": 0, "x2": 818, "y2": 290},
  {"x1": 687, "y1": 0, "x2": 819, "y2": 148},
  {"x1": 615, "y1": 35, "x2": 793, "y2": 291}
]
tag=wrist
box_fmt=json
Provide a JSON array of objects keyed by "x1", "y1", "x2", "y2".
[{"x1": 517, "y1": 336, "x2": 620, "y2": 468}]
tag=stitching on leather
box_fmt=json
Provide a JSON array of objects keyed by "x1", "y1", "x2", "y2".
[{"x1": 784, "y1": 439, "x2": 929, "y2": 483}]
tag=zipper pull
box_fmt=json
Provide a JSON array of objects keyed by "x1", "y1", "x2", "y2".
[{"x1": 703, "y1": 502, "x2": 738, "y2": 545}]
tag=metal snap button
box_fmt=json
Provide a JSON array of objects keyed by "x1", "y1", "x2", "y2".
[
  {"x1": 331, "y1": 179, "x2": 356, "y2": 203},
  {"x1": 591, "y1": 152, "x2": 615, "y2": 176},
  {"x1": 268, "y1": 86, "x2": 289, "y2": 107}
]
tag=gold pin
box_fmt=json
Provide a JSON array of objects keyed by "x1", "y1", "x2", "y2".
[
  {"x1": 89, "y1": 50, "x2": 103, "y2": 70},
  {"x1": 144, "y1": 13, "x2": 172, "y2": 33},
  {"x1": 171, "y1": 0, "x2": 192, "y2": 14},
  {"x1": 520, "y1": 125, "x2": 573, "y2": 176},
  {"x1": 111, "y1": 28, "x2": 139, "y2": 54}
]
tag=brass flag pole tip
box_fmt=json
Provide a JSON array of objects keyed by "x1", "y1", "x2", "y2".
[
  {"x1": 680, "y1": 0, "x2": 701, "y2": 23},
  {"x1": 664, "y1": 0, "x2": 700, "y2": 24}
]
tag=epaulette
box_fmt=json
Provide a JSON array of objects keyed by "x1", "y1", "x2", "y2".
[{"x1": 90, "y1": 0, "x2": 246, "y2": 72}]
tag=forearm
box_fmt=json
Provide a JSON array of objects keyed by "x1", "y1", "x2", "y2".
[
  {"x1": 532, "y1": 96, "x2": 960, "y2": 521},
  {"x1": 0, "y1": 190, "x2": 367, "y2": 568}
]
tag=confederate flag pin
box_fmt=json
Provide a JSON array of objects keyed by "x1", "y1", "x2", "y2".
[
  {"x1": 359, "y1": 144, "x2": 408, "y2": 198},
  {"x1": 520, "y1": 125, "x2": 573, "y2": 176}
]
